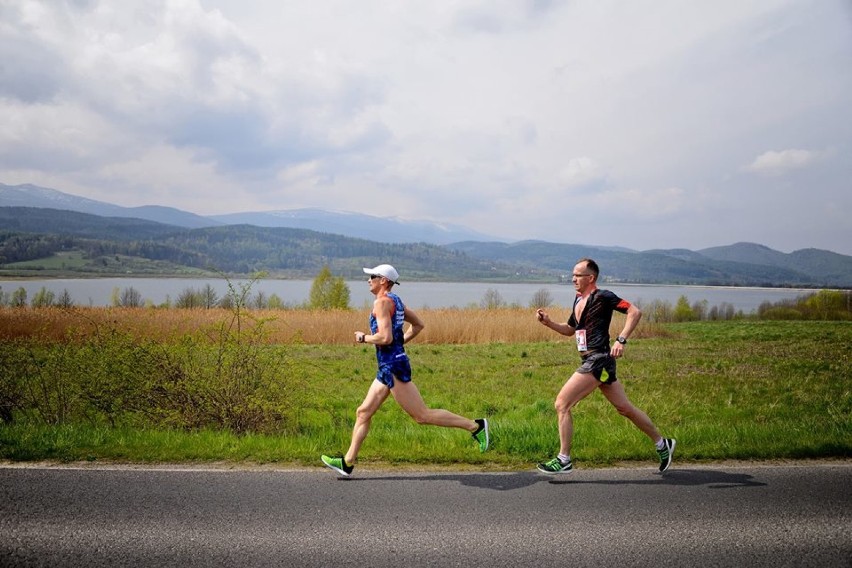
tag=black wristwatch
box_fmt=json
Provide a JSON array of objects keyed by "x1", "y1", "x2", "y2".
[{"x1": 616, "y1": 336, "x2": 628, "y2": 345}]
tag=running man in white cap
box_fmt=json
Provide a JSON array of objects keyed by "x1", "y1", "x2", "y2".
[{"x1": 321, "y1": 263, "x2": 489, "y2": 476}]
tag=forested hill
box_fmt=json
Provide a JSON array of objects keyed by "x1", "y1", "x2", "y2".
[
  {"x1": 1, "y1": 206, "x2": 850, "y2": 287},
  {"x1": 0, "y1": 207, "x2": 517, "y2": 281},
  {"x1": 447, "y1": 240, "x2": 852, "y2": 288}
]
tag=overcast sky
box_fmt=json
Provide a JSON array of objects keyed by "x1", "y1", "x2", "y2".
[{"x1": 2, "y1": 0, "x2": 851, "y2": 254}]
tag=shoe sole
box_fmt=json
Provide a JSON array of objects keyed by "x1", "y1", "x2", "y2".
[
  {"x1": 479, "y1": 418, "x2": 490, "y2": 452},
  {"x1": 536, "y1": 465, "x2": 572, "y2": 474}
]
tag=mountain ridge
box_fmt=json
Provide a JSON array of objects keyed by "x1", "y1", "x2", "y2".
[
  {"x1": 1, "y1": 183, "x2": 851, "y2": 287},
  {"x1": 0, "y1": 183, "x2": 494, "y2": 244}
]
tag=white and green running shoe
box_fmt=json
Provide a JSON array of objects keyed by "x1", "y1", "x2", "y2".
[
  {"x1": 657, "y1": 438, "x2": 676, "y2": 472},
  {"x1": 321, "y1": 454, "x2": 354, "y2": 477},
  {"x1": 472, "y1": 418, "x2": 490, "y2": 453},
  {"x1": 536, "y1": 457, "x2": 573, "y2": 474}
]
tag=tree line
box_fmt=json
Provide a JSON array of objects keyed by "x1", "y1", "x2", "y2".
[
  {"x1": 2, "y1": 269, "x2": 849, "y2": 321},
  {"x1": 0, "y1": 226, "x2": 511, "y2": 280}
]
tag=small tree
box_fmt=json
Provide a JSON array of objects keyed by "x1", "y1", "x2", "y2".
[
  {"x1": 691, "y1": 299, "x2": 708, "y2": 321},
  {"x1": 639, "y1": 299, "x2": 672, "y2": 323},
  {"x1": 267, "y1": 293, "x2": 284, "y2": 309},
  {"x1": 218, "y1": 294, "x2": 233, "y2": 309},
  {"x1": 673, "y1": 295, "x2": 697, "y2": 322},
  {"x1": 10, "y1": 287, "x2": 27, "y2": 308},
  {"x1": 251, "y1": 290, "x2": 268, "y2": 309},
  {"x1": 529, "y1": 288, "x2": 553, "y2": 309},
  {"x1": 31, "y1": 287, "x2": 56, "y2": 308},
  {"x1": 56, "y1": 289, "x2": 74, "y2": 308},
  {"x1": 309, "y1": 266, "x2": 351, "y2": 310},
  {"x1": 481, "y1": 288, "x2": 506, "y2": 309},
  {"x1": 119, "y1": 287, "x2": 143, "y2": 308},
  {"x1": 201, "y1": 284, "x2": 219, "y2": 309},
  {"x1": 176, "y1": 288, "x2": 203, "y2": 309}
]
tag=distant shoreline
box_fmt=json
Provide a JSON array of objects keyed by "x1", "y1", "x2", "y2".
[{"x1": 0, "y1": 272, "x2": 834, "y2": 291}]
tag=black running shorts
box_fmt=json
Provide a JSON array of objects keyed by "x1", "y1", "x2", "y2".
[{"x1": 576, "y1": 351, "x2": 618, "y2": 384}]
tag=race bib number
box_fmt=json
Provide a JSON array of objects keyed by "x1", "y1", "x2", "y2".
[{"x1": 576, "y1": 329, "x2": 588, "y2": 352}]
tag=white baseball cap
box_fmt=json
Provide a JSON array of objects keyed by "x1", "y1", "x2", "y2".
[{"x1": 363, "y1": 264, "x2": 400, "y2": 285}]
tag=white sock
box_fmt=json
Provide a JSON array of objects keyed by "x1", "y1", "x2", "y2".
[
  {"x1": 655, "y1": 438, "x2": 666, "y2": 450},
  {"x1": 558, "y1": 453, "x2": 571, "y2": 464}
]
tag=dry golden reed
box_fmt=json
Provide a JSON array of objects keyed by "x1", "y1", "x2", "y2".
[{"x1": 0, "y1": 306, "x2": 666, "y2": 345}]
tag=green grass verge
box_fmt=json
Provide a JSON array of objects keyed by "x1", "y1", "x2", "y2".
[{"x1": 1, "y1": 320, "x2": 850, "y2": 468}]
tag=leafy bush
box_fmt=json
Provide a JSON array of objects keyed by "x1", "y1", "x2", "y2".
[
  {"x1": 758, "y1": 307, "x2": 803, "y2": 320},
  {"x1": 801, "y1": 289, "x2": 851, "y2": 320},
  {"x1": 0, "y1": 341, "x2": 85, "y2": 425},
  {"x1": 759, "y1": 290, "x2": 851, "y2": 321},
  {"x1": 0, "y1": 278, "x2": 301, "y2": 434},
  {"x1": 138, "y1": 310, "x2": 296, "y2": 433},
  {"x1": 0, "y1": 343, "x2": 33, "y2": 423}
]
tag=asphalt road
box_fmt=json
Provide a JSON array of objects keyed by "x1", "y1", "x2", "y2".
[{"x1": 1, "y1": 462, "x2": 850, "y2": 567}]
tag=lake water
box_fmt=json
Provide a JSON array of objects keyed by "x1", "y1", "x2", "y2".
[{"x1": 0, "y1": 277, "x2": 816, "y2": 313}]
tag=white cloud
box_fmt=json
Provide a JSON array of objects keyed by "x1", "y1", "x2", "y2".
[
  {"x1": 0, "y1": 99, "x2": 127, "y2": 170},
  {"x1": 95, "y1": 144, "x2": 231, "y2": 204},
  {"x1": 744, "y1": 149, "x2": 822, "y2": 176},
  {"x1": 557, "y1": 157, "x2": 604, "y2": 189},
  {"x1": 594, "y1": 187, "x2": 687, "y2": 219}
]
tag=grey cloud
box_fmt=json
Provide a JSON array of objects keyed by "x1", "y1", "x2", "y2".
[
  {"x1": 172, "y1": 108, "x2": 288, "y2": 171},
  {"x1": 169, "y1": 90, "x2": 393, "y2": 176},
  {"x1": 0, "y1": 28, "x2": 65, "y2": 102}
]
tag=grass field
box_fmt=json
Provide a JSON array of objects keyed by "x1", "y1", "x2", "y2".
[
  {"x1": 0, "y1": 309, "x2": 849, "y2": 470},
  {"x1": 5, "y1": 251, "x2": 90, "y2": 270},
  {"x1": 1, "y1": 251, "x2": 213, "y2": 276}
]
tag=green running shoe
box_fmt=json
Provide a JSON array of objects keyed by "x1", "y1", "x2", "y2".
[
  {"x1": 657, "y1": 438, "x2": 676, "y2": 472},
  {"x1": 321, "y1": 454, "x2": 354, "y2": 477},
  {"x1": 472, "y1": 418, "x2": 490, "y2": 452},
  {"x1": 536, "y1": 457, "x2": 572, "y2": 474}
]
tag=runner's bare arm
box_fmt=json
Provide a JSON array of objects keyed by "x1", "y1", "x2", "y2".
[
  {"x1": 403, "y1": 307, "x2": 425, "y2": 343},
  {"x1": 536, "y1": 309, "x2": 575, "y2": 337}
]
